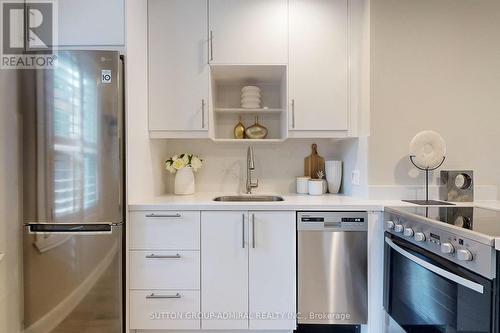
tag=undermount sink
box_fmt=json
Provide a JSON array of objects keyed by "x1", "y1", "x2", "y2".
[{"x1": 213, "y1": 195, "x2": 284, "y2": 202}]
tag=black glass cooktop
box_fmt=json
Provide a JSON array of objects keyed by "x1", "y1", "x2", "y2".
[{"x1": 394, "y1": 206, "x2": 500, "y2": 237}]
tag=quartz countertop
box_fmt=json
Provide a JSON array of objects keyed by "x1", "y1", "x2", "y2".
[{"x1": 128, "y1": 193, "x2": 500, "y2": 212}]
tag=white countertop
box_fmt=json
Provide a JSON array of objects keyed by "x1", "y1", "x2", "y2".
[
  {"x1": 129, "y1": 195, "x2": 500, "y2": 250},
  {"x1": 129, "y1": 193, "x2": 500, "y2": 212}
]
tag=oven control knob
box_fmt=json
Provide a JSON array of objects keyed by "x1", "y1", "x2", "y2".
[
  {"x1": 414, "y1": 232, "x2": 426, "y2": 242},
  {"x1": 394, "y1": 224, "x2": 404, "y2": 233},
  {"x1": 457, "y1": 249, "x2": 473, "y2": 261},
  {"x1": 403, "y1": 227, "x2": 414, "y2": 237},
  {"x1": 441, "y1": 243, "x2": 455, "y2": 254},
  {"x1": 386, "y1": 221, "x2": 395, "y2": 229}
]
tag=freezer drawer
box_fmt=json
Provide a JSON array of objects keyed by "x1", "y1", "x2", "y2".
[
  {"x1": 130, "y1": 250, "x2": 200, "y2": 289},
  {"x1": 130, "y1": 290, "x2": 201, "y2": 330},
  {"x1": 23, "y1": 224, "x2": 123, "y2": 332},
  {"x1": 298, "y1": 229, "x2": 367, "y2": 325},
  {"x1": 130, "y1": 211, "x2": 200, "y2": 250}
]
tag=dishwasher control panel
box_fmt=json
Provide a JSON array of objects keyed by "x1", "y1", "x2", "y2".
[{"x1": 297, "y1": 211, "x2": 368, "y2": 231}]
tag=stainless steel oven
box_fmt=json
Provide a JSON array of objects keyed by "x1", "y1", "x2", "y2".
[{"x1": 384, "y1": 207, "x2": 500, "y2": 333}]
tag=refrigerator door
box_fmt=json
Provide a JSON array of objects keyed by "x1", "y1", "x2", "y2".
[
  {"x1": 23, "y1": 50, "x2": 123, "y2": 225},
  {"x1": 23, "y1": 224, "x2": 123, "y2": 332}
]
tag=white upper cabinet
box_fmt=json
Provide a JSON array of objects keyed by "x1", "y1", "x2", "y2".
[
  {"x1": 148, "y1": 0, "x2": 209, "y2": 137},
  {"x1": 57, "y1": 0, "x2": 125, "y2": 46},
  {"x1": 289, "y1": 0, "x2": 349, "y2": 134},
  {"x1": 209, "y1": 0, "x2": 288, "y2": 64}
]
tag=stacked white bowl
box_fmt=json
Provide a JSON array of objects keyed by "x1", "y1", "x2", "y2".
[{"x1": 241, "y1": 86, "x2": 261, "y2": 109}]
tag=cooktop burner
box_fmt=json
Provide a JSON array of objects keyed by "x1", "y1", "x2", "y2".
[{"x1": 396, "y1": 206, "x2": 500, "y2": 238}]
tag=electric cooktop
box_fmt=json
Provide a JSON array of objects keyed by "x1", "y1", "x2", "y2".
[{"x1": 394, "y1": 206, "x2": 500, "y2": 238}]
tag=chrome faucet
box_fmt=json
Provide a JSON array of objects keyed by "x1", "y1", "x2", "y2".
[{"x1": 246, "y1": 146, "x2": 258, "y2": 194}]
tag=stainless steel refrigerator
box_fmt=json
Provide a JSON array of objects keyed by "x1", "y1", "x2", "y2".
[{"x1": 22, "y1": 50, "x2": 124, "y2": 332}]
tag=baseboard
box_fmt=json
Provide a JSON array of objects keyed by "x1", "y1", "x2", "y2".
[{"x1": 23, "y1": 241, "x2": 118, "y2": 333}]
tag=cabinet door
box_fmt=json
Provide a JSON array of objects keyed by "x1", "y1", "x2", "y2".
[
  {"x1": 58, "y1": 0, "x2": 125, "y2": 46},
  {"x1": 148, "y1": 0, "x2": 209, "y2": 134},
  {"x1": 249, "y1": 211, "x2": 296, "y2": 330},
  {"x1": 201, "y1": 211, "x2": 248, "y2": 329},
  {"x1": 289, "y1": 0, "x2": 348, "y2": 131},
  {"x1": 209, "y1": 0, "x2": 288, "y2": 64}
]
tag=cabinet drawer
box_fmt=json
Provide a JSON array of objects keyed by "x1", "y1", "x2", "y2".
[
  {"x1": 130, "y1": 250, "x2": 200, "y2": 290},
  {"x1": 130, "y1": 211, "x2": 200, "y2": 250},
  {"x1": 130, "y1": 290, "x2": 200, "y2": 330}
]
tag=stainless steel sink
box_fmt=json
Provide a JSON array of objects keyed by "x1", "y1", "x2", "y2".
[{"x1": 213, "y1": 195, "x2": 284, "y2": 202}]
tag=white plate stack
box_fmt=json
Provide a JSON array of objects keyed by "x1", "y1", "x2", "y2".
[
  {"x1": 241, "y1": 86, "x2": 261, "y2": 109},
  {"x1": 325, "y1": 160, "x2": 342, "y2": 194}
]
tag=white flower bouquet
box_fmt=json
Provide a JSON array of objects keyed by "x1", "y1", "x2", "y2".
[{"x1": 165, "y1": 154, "x2": 203, "y2": 173}]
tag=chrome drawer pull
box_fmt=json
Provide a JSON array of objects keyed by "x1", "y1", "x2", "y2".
[
  {"x1": 145, "y1": 213, "x2": 182, "y2": 218},
  {"x1": 146, "y1": 293, "x2": 181, "y2": 299},
  {"x1": 145, "y1": 254, "x2": 181, "y2": 259}
]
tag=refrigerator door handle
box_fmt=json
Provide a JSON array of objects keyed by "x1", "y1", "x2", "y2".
[{"x1": 26, "y1": 224, "x2": 114, "y2": 233}]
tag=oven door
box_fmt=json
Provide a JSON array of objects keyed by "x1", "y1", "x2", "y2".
[{"x1": 384, "y1": 233, "x2": 494, "y2": 333}]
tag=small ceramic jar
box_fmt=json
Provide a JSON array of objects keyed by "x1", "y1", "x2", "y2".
[
  {"x1": 308, "y1": 179, "x2": 324, "y2": 196},
  {"x1": 296, "y1": 177, "x2": 310, "y2": 194}
]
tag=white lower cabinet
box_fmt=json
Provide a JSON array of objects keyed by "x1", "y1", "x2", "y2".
[
  {"x1": 248, "y1": 212, "x2": 296, "y2": 330},
  {"x1": 130, "y1": 290, "x2": 201, "y2": 330},
  {"x1": 129, "y1": 211, "x2": 200, "y2": 250},
  {"x1": 129, "y1": 209, "x2": 296, "y2": 331},
  {"x1": 201, "y1": 211, "x2": 249, "y2": 329},
  {"x1": 201, "y1": 211, "x2": 296, "y2": 330},
  {"x1": 129, "y1": 210, "x2": 201, "y2": 330},
  {"x1": 130, "y1": 250, "x2": 200, "y2": 290}
]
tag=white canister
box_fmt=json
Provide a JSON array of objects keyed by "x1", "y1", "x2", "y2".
[
  {"x1": 296, "y1": 177, "x2": 310, "y2": 194},
  {"x1": 308, "y1": 179, "x2": 324, "y2": 196},
  {"x1": 325, "y1": 160, "x2": 342, "y2": 194}
]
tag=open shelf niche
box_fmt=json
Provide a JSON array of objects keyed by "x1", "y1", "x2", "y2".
[{"x1": 209, "y1": 65, "x2": 288, "y2": 142}]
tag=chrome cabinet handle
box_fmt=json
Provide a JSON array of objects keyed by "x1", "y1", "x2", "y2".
[
  {"x1": 252, "y1": 214, "x2": 256, "y2": 248},
  {"x1": 291, "y1": 99, "x2": 295, "y2": 128},
  {"x1": 202, "y1": 99, "x2": 205, "y2": 129},
  {"x1": 145, "y1": 213, "x2": 181, "y2": 218},
  {"x1": 145, "y1": 253, "x2": 181, "y2": 259},
  {"x1": 209, "y1": 30, "x2": 214, "y2": 62},
  {"x1": 242, "y1": 214, "x2": 245, "y2": 248},
  {"x1": 146, "y1": 293, "x2": 181, "y2": 299}
]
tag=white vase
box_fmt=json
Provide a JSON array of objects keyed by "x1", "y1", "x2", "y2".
[
  {"x1": 174, "y1": 166, "x2": 195, "y2": 195},
  {"x1": 325, "y1": 160, "x2": 342, "y2": 194}
]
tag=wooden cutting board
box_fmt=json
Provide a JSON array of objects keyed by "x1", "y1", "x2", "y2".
[{"x1": 304, "y1": 143, "x2": 325, "y2": 179}]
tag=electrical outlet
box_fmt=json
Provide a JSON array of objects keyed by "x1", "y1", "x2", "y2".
[{"x1": 351, "y1": 170, "x2": 360, "y2": 186}]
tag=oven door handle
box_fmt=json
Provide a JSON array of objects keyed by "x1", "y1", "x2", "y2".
[{"x1": 385, "y1": 237, "x2": 484, "y2": 294}]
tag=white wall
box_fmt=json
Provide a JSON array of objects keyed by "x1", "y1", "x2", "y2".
[
  {"x1": 0, "y1": 70, "x2": 22, "y2": 332},
  {"x1": 369, "y1": 0, "x2": 500, "y2": 198}
]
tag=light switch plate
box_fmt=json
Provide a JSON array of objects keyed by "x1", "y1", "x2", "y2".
[{"x1": 351, "y1": 170, "x2": 360, "y2": 186}]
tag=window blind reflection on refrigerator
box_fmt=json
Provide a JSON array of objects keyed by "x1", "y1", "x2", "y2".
[{"x1": 52, "y1": 55, "x2": 99, "y2": 218}]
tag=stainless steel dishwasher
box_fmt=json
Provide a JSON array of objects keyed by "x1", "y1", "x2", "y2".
[{"x1": 298, "y1": 211, "x2": 368, "y2": 326}]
